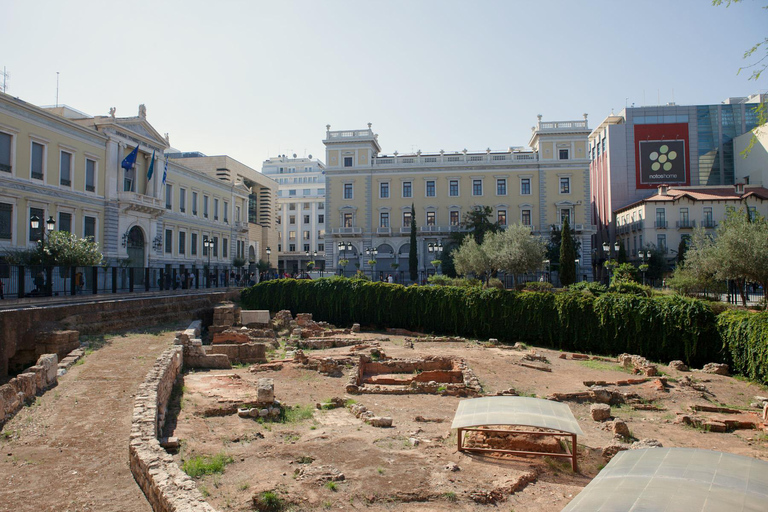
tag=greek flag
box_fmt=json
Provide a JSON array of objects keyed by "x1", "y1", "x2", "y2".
[{"x1": 162, "y1": 157, "x2": 168, "y2": 185}]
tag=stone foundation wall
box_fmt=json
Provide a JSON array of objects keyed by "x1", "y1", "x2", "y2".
[
  {"x1": 129, "y1": 345, "x2": 218, "y2": 512},
  {"x1": 0, "y1": 290, "x2": 238, "y2": 377},
  {"x1": 0, "y1": 353, "x2": 58, "y2": 429}
]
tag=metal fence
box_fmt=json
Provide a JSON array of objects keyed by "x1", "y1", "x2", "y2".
[{"x1": 0, "y1": 265, "x2": 244, "y2": 299}]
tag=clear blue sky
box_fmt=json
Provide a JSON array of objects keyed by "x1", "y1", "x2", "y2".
[{"x1": 1, "y1": 0, "x2": 765, "y2": 169}]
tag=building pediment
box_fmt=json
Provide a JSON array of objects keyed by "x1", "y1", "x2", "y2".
[{"x1": 92, "y1": 114, "x2": 169, "y2": 152}]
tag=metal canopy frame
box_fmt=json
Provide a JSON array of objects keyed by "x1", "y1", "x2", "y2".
[{"x1": 451, "y1": 396, "x2": 584, "y2": 472}]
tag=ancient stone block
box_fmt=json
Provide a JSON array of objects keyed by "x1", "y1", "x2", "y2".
[
  {"x1": 611, "y1": 419, "x2": 631, "y2": 438},
  {"x1": 36, "y1": 354, "x2": 58, "y2": 388},
  {"x1": 212, "y1": 332, "x2": 250, "y2": 345},
  {"x1": 367, "y1": 416, "x2": 393, "y2": 428},
  {"x1": 668, "y1": 360, "x2": 688, "y2": 371},
  {"x1": 257, "y1": 378, "x2": 274, "y2": 403},
  {"x1": 351, "y1": 323, "x2": 361, "y2": 333},
  {"x1": 16, "y1": 372, "x2": 37, "y2": 398},
  {"x1": 591, "y1": 404, "x2": 611, "y2": 421},
  {"x1": 702, "y1": 363, "x2": 729, "y2": 375}
]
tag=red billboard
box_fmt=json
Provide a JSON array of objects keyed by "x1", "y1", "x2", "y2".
[{"x1": 634, "y1": 123, "x2": 690, "y2": 189}]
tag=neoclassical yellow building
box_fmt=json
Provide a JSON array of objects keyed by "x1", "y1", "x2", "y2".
[
  {"x1": 323, "y1": 117, "x2": 595, "y2": 278},
  {"x1": 0, "y1": 92, "x2": 277, "y2": 280}
]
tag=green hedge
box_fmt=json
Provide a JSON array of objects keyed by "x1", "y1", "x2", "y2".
[
  {"x1": 718, "y1": 310, "x2": 768, "y2": 384},
  {"x1": 240, "y1": 278, "x2": 723, "y2": 367}
]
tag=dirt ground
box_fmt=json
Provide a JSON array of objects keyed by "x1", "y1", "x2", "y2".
[
  {"x1": 0, "y1": 324, "x2": 183, "y2": 512},
  {"x1": 171, "y1": 333, "x2": 768, "y2": 512}
]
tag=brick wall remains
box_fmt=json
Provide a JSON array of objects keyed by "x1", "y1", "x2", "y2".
[{"x1": 0, "y1": 353, "x2": 58, "y2": 428}]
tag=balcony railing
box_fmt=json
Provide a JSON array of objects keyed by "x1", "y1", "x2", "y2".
[
  {"x1": 654, "y1": 220, "x2": 668, "y2": 229},
  {"x1": 118, "y1": 191, "x2": 165, "y2": 215},
  {"x1": 330, "y1": 227, "x2": 362, "y2": 235},
  {"x1": 676, "y1": 220, "x2": 696, "y2": 229},
  {"x1": 377, "y1": 227, "x2": 391, "y2": 235},
  {"x1": 372, "y1": 151, "x2": 537, "y2": 168},
  {"x1": 702, "y1": 219, "x2": 717, "y2": 228}
]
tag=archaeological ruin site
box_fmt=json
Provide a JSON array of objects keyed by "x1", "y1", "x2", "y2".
[{"x1": 2, "y1": 298, "x2": 768, "y2": 512}]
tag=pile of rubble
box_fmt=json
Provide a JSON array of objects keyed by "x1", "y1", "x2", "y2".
[{"x1": 236, "y1": 378, "x2": 283, "y2": 420}]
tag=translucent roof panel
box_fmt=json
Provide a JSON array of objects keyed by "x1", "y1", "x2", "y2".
[
  {"x1": 561, "y1": 448, "x2": 768, "y2": 512},
  {"x1": 450, "y1": 396, "x2": 584, "y2": 435}
]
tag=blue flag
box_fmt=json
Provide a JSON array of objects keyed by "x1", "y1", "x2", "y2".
[
  {"x1": 121, "y1": 145, "x2": 139, "y2": 171},
  {"x1": 146, "y1": 150, "x2": 156, "y2": 180},
  {"x1": 162, "y1": 157, "x2": 168, "y2": 185}
]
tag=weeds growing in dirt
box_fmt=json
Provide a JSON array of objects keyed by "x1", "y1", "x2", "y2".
[
  {"x1": 325, "y1": 481, "x2": 338, "y2": 491},
  {"x1": 253, "y1": 490, "x2": 286, "y2": 512},
  {"x1": 181, "y1": 452, "x2": 233, "y2": 478}
]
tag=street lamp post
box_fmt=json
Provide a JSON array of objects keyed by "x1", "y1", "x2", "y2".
[
  {"x1": 30, "y1": 215, "x2": 56, "y2": 296},
  {"x1": 575, "y1": 259, "x2": 580, "y2": 282},
  {"x1": 204, "y1": 239, "x2": 212, "y2": 287},
  {"x1": 543, "y1": 259, "x2": 550, "y2": 283},
  {"x1": 638, "y1": 250, "x2": 651, "y2": 286},
  {"x1": 602, "y1": 241, "x2": 619, "y2": 283},
  {"x1": 265, "y1": 246, "x2": 271, "y2": 278}
]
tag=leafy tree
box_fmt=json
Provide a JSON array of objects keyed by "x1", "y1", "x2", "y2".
[
  {"x1": 710, "y1": 208, "x2": 768, "y2": 305},
  {"x1": 617, "y1": 242, "x2": 627, "y2": 263},
  {"x1": 491, "y1": 225, "x2": 546, "y2": 286},
  {"x1": 409, "y1": 204, "x2": 418, "y2": 282},
  {"x1": 611, "y1": 262, "x2": 639, "y2": 284},
  {"x1": 453, "y1": 206, "x2": 500, "y2": 245},
  {"x1": 255, "y1": 259, "x2": 270, "y2": 273},
  {"x1": 558, "y1": 218, "x2": 577, "y2": 286},
  {"x1": 232, "y1": 257, "x2": 246, "y2": 270},
  {"x1": 676, "y1": 238, "x2": 689, "y2": 265},
  {"x1": 440, "y1": 245, "x2": 458, "y2": 278},
  {"x1": 5, "y1": 231, "x2": 103, "y2": 267},
  {"x1": 453, "y1": 235, "x2": 495, "y2": 281}
]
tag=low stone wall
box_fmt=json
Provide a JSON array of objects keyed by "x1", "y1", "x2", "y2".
[
  {"x1": 0, "y1": 353, "x2": 58, "y2": 428},
  {"x1": 129, "y1": 345, "x2": 217, "y2": 512}
]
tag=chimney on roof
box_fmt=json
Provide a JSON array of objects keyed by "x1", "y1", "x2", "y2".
[
  {"x1": 658, "y1": 184, "x2": 669, "y2": 196},
  {"x1": 735, "y1": 182, "x2": 745, "y2": 195}
]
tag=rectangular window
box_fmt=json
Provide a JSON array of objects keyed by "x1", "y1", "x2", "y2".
[
  {"x1": 403, "y1": 211, "x2": 412, "y2": 228},
  {"x1": 496, "y1": 179, "x2": 507, "y2": 196},
  {"x1": 192, "y1": 192, "x2": 198, "y2": 215},
  {"x1": 521, "y1": 178, "x2": 531, "y2": 195},
  {"x1": 380, "y1": 182, "x2": 389, "y2": 198},
  {"x1": 288, "y1": 243, "x2": 295, "y2": 252},
  {"x1": 560, "y1": 209, "x2": 572, "y2": 225},
  {"x1": 655, "y1": 208, "x2": 666, "y2": 228},
  {"x1": 343, "y1": 156, "x2": 353, "y2": 167},
  {"x1": 402, "y1": 181, "x2": 412, "y2": 198},
  {"x1": 497, "y1": 210, "x2": 507, "y2": 226},
  {"x1": 303, "y1": 243, "x2": 310, "y2": 253},
  {"x1": 426, "y1": 211, "x2": 436, "y2": 226},
  {"x1": 318, "y1": 214, "x2": 324, "y2": 224},
  {"x1": 522, "y1": 209, "x2": 531, "y2": 226},
  {"x1": 343, "y1": 213, "x2": 352, "y2": 227},
  {"x1": 84, "y1": 216, "x2": 96, "y2": 240},
  {"x1": 164, "y1": 229, "x2": 172, "y2": 254},
  {"x1": 303, "y1": 188, "x2": 310, "y2": 196},
  {"x1": 0, "y1": 132, "x2": 11, "y2": 173},
  {"x1": 318, "y1": 202, "x2": 324, "y2": 210},
  {"x1": 0, "y1": 203, "x2": 11, "y2": 240},
  {"x1": 60, "y1": 151, "x2": 72, "y2": 186},
  {"x1": 749, "y1": 206, "x2": 757, "y2": 221},
  {"x1": 31, "y1": 142, "x2": 44, "y2": 180},
  {"x1": 191, "y1": 233, "x2": 198, "y2": 255},
  {"x1": 289, "y1": 203, "x2": 296, "y2": 211},
  {"x1": 223, "y1": 238, "x2": 228, "y2": 258},
  {"x1": 303, "y1": 202, "x2": 310, "y2": 210},
  {"x1": 289, "y1": 189, "x2": 296, "y2": 196},
  {"x1": 318, "y1": 243, "x2": 324, "y2": 252},
  {"x1": 179, "y1": 231, "x2": 186, "y2": 254},
  {"x1": 214, "y1": 198, "x2": 219, "y2": 220},
  {"x1": 559, "y1": 177, "x2": 570, "y2": 194},
  {"x1": 179, "y1": 188, "x2": 186, "y2": 213},
  {"x1": 29, "y1": 207, "x2": 44, "y2": 242},
  {"x1": 58, "y1": 212, "x2": 72, "y2": 233},
  {"x1": 426, "y1": 180, "x2": 436, "y2": 197},
  {"x1": 449, "y1": 179, "x2": 459, "y2": 197},
  {"x1": 380, "y1": 212, "x2": 389, "y2": 228},
  {"x1": 472, "y1": 179, "x2": 483, "y2": 196},
  {"x1": 85, "y1": 159, "x2": 96, "y2": 192},
  {"x1": 166, "y1": 184, "x2": 173, "y2": 209},
  {"x1": 679, "y1": 207, "x2": 689, "y2": 226},
  {"x1": 559, "y1": 149, "x2": 569, "y2": 160},
  {"x1": 344, "y1": 183, "x2": 353, "y2": 199},
  {"x1": 303, "y1": 230, "x2": 310, "y2": 240},
  {"x1": 704, "y1": 207, "x2": 713, "y2": 227},
  {"x1": 203, "y1": 196, "x2": 209, "y2": 218},
  {"x1": 213, "y1": 237, "x2": 218, "y2": 257},
  {"x1": 450, "y1": 211, "x2": 459, "y2": 226},
  {"x1": 302, "y1": 214, "x2": 308, "y2": 224},
  {"x1": 657, "y1": 234, "x2": 667, "y2": 253},
  {"x1": 289, "y1": 215, "x2": 296, "y2": 224}
]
